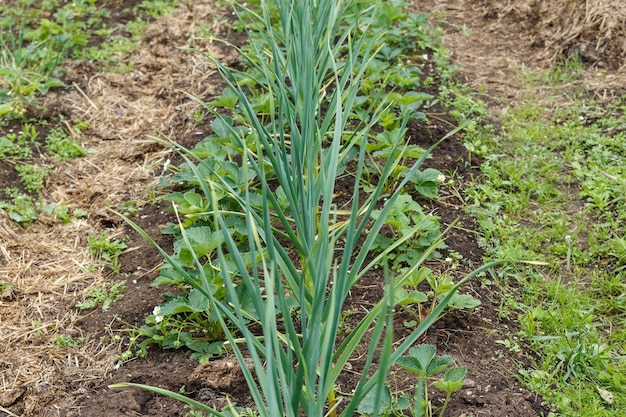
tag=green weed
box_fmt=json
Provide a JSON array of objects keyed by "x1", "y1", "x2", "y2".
[
  {"x1": 0, "y1": 24, "x2": 65, "y2": 116},
  {"x1": 76, "y1": 280, "x2": 126, "y2": 311},
  {"x1": 45, "y1": 126, "x2": 86, "y2": 160},
  {"x1": 134, "y1": 0, "x2": 179, "y2": 17},
  {"x1": 0, "y1": 188, "x2": 42, "y2": 223},
  {"x1": 54, "y1": 334, "x2": 84, "y2": 349},
  {"x1": 0, "y1": 0, "x2": 110, "y2": 115},
  {"x1": 461, "y1": 86, "x2": 626, "y2": 415},
  {"x1": 0, "y1": 124, "x2": 37, "y2": 159},
  {"x1": 88, "y1": 232, "x2": 128, "y2": 274},
  {"x1": 42, "y1": 202, "x2": 89, "y2": 223},
  {"x1": 15, "y1": 163, "x2": 49, "y2": 193}
]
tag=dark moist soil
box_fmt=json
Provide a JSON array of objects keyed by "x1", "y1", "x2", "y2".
[{"x1": 0, "y1": 0, "x2": 552, "y2": 416}]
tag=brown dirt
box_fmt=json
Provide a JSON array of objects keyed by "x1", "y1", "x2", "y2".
[
  {"x1": 1, "y1": 0, "x2": 623, "y2": 416},
  {"x1": 425, "y1": 0, "x2": 626, "y2": 108}
]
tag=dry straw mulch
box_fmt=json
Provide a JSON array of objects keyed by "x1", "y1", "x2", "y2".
[
  {"x1": 0, "y1": 210, "x2": 119, "y2": 415},
  {"x1": 1, "y1": 1, "x2": 234, "y2": 415},
  {"x1": 477, "y1": 0, "x2": 626, "y2": 69},
  {"x1": 423, "y1": 0, "x2": 626, "y2": 107}
]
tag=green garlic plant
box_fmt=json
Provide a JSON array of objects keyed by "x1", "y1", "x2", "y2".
[{"x1": 112, "y1": 0, "x2": 495, "y2": 416}]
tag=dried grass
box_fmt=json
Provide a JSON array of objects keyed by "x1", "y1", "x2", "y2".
[
  {"x1": 1, "y1": 0, "x2": 232, "y2": 414},
  {"x1": 477, "y1": 0, "x2": 626, "y2": 69},
  {"x1": 0, "y1": 210, "x2": 119, "y2": 413}
]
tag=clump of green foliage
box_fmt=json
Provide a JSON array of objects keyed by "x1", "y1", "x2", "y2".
[
  {"x1": 45, "y1": 126, "x2": 86, "y2": 160},
  {"x1": 0, "y1": 188, "x2": 42, "y2": 223},
  {"x1": 76, "y1": 280, "x2": 126, "y2": 311},
  {"x1": 111, "y1": 1, "x2": 493, "y2": 417},
  {"x1": 0, "y1": 121, "x2": 89, "y2": 223},
  {"x1": 15, "y1": 163, "x2": 50, "y2": 193},
  {"x1": 0, "y1": 0, "x2": 107, "y2": 115},
  {"x1": 88, "y1": 232, "x2": 128, "y2": 274}
]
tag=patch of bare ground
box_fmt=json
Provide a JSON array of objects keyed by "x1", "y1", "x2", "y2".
[{"x1": 424, "y1": 0, "x2": 626, "y2": 110}]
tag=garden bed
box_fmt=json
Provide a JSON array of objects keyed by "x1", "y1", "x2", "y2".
[{"x1": 1, "y1": 0, "x2": 624, "y2": 416}]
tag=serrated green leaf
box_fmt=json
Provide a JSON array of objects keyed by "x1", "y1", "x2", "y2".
[
  {"x1": 159, "y1": 289, "x2": 209, "y2": 315},
  {"x1": 396, "y1": 288, "x2": 428, "y2": 306},
  {"x1": 356, "y1": 383, "x2": 392, "y2": 415},
  {"x1": 407, "y1": 168, "x2": 443, "y2": 198},
  {"x1": 397, "y1": 344, "x2": 437, "y2": 375},
  {"x1": 447, "y1": 293, "x2": 481, "y2": 310},
  {"x1": 387, "y1": 91, "x2": 432, "y2": 107},
  {"x1": 405, "y1": 267, "x2": 431, "y2": 287},
  {"x1": 211, "y1": 116, "x2": 234, "y2": 139},
  {"x1": 158, "y1": 296, "x2": 193, "y2": 315},
  {"x1": 183, "y1": 191, "x2": 204, "y2": 208},
  {"x1": 396, "y1": 356, "x2": 423, "y2": 374},
  {"x1": 188, "y1": 288, "x2": 211, "y2": 312},
  {"x1": 433, "y1": 367, "x2": 466, "y2": 394},
  {"x1": 187, "y1": 341, "x2": 225, "y2": 363},
  {"x1": 444, "y1": 366, "x2": 467, "y2": 382},
  {"x1": 403, "y1": 319, "x2": 417, "y2": 328},
  {"x1": 394, "y1": 287, "x2": 410, "y2": 303},
  {"x1": 211, "y1": 88, "x2": 239, "y2": 109},
  {"x1": 415, "y1": 182, "x2": 438, "y2": 198},
  {"x1": 163, "y1": 191, "x2": 186, "y2": 204},
  {"x1": 184, "y1": 226, "x2": 221, "y2": 257},
  {"x1": 427, "y1": 355, "x2": 454, "y2": 376},
  {"x1": 405, "y1": 291, "x2": 428, "y2": 303}
]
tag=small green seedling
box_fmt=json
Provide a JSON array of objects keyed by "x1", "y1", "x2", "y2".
[
  {"x1": 397, "y1": 344, "x2": 466, "y2": 417},
  {"x1": 88, "y1": 232, "x2": 128, "y2": 274},
  {"x1": 76, "y1": 280, "x2": 126, "y2": 311},
  {"x1": 45, "y1": 126, "x2": 86, "y2": 161},
  {"x1": 432, "y1": 367, "x2": 467, "y2": 417},
  {"x1": 54, "y1": 335, "x2": 84, "y2": 349}
]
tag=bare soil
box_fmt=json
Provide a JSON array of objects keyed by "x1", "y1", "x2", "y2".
[{"x1": 1, "y1": 0, "x2": 622, "y2": 416}]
